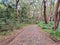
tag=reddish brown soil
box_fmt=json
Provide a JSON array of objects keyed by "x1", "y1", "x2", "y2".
[{"x1": 0, "y1": 25, "x2": 60, "y2": 45}]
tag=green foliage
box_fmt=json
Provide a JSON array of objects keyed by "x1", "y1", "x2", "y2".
[
  {"x1": 38, "y1": 21, "x2": 60, "y2": 40},
  {"x1": 38, "y1": 21, "x2": 54, "y2": 29},
  {"x1": 48, "y1": 21, "x2": 54, "y2": 29},
  {"x1": 0, "y1": 2, "x2": 35, "y2": 33},
  {"x1": 50, "y1": 30, "x2": 60, "y2": 40},
  {"x1": 38, "y1": 21, "x2": 50, "y2": 29},
  {"x1": 0, "y1": 4, "x2": 16, "y2": 32},
  {"x1": 0, "y1": 5, "x2": 17, "y2": 32},
  {"x1": 20, "y1": 2, "x2": 35, "y2": 24}
]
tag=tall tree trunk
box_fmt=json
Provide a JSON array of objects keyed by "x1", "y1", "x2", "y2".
[
  {"x1": 54, "y1": 10, "x2": 60, "y2": 29},
  {"x1": 41, "y1": 1, "x2": 43, "y2": 16},
  {"x1": 16, "y1": 0, "x2": 19, "y2": 18},
  {"x1": 41, "y1": 1, "x2": 43, "y2": 21},
  {"x1": 52, "y1": 0, "x2": 60, "y2": 30},
  {"x1": 43, "y1": 0, "x2": 48, "y2": 24},
  {"x1": 59, "y1": 10, "x2": 60, "y2": 21},
  {"x1": 48, "y1": 0, "x2": 52, "y2": 23}
]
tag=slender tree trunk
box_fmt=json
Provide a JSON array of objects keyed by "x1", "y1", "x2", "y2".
[
  {"x1": 59, "y1": 10, "x2": 60, "y2": 20},
  {"x1": 41, "y1": 1, "x2": 43, "y2": 16},
  {"x1": 40, "y1": 1, "x2": 44, "y2": 21},
  {"x1": 52, "y1": 0, "x2": 60, "y2": 30},
  {"x1": 43, "y1": 0, "x2": 48, "y2": 24},
  {"x1": 56, "y1": 12, "x2": 60, "y2": 29},
  {"x1": 48, "y1": 0, "x2": 52, "y2": 23},
  {"x1": 16, "y1": 0, "x2": 19, "y2": 18}
]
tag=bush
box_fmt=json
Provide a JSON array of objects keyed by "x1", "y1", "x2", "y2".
[
  {"x1": 49, "y1": 21, "x2": 54, "y2": 27},
  {"x1": 0, "y1": 2, "x2": 35, "y2": 32},
  {"x1": 0, "y1": 4, "x2": 19, "y2": 32},
  {"x1": 38, "y1": 21, "x2": 54, "y2": 29},
  {"x1": 38, "y1": 21, "x2": 50, "y2": 29}
]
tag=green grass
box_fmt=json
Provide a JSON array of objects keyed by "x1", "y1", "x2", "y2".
[{"x1": 38, "y1": 21, "x2": 60, "y2": 41}]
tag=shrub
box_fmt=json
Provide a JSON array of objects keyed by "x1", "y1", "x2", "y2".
[
  {"x1": 38, "y1": 21, "x2": 50, "y2": 29},
  {"x1": 0, "y1": 2, "x2": 35, "y2": 32},
  {"x1": 38, "y1": 21, "x2": 60, "y2": 40}
]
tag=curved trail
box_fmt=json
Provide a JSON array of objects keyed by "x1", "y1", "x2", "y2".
[{"x1": 7, "y1": 25, "x2": 58, "y2": 45}]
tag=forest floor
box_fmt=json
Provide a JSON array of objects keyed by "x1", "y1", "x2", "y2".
[{"x1": 0, "y1": 24, "x2": 60, "y2": 45}]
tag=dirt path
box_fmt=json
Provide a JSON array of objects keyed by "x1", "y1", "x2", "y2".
[{"x1": 0, "y1": 25, "x2": 60, "y2": 45}]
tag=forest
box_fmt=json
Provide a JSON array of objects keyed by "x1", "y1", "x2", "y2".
[{"x1": 0, "y1": 0, "x2": 60, "y2": 45}]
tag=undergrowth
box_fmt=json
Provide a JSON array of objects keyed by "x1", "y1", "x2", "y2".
[{"x1": 38, "y1": 21, "x2": 60, "y2": 41}]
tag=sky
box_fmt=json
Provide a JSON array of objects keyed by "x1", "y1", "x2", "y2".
[{"x1": 0, "y1": 0, "x2": 8, "y2": 3}]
